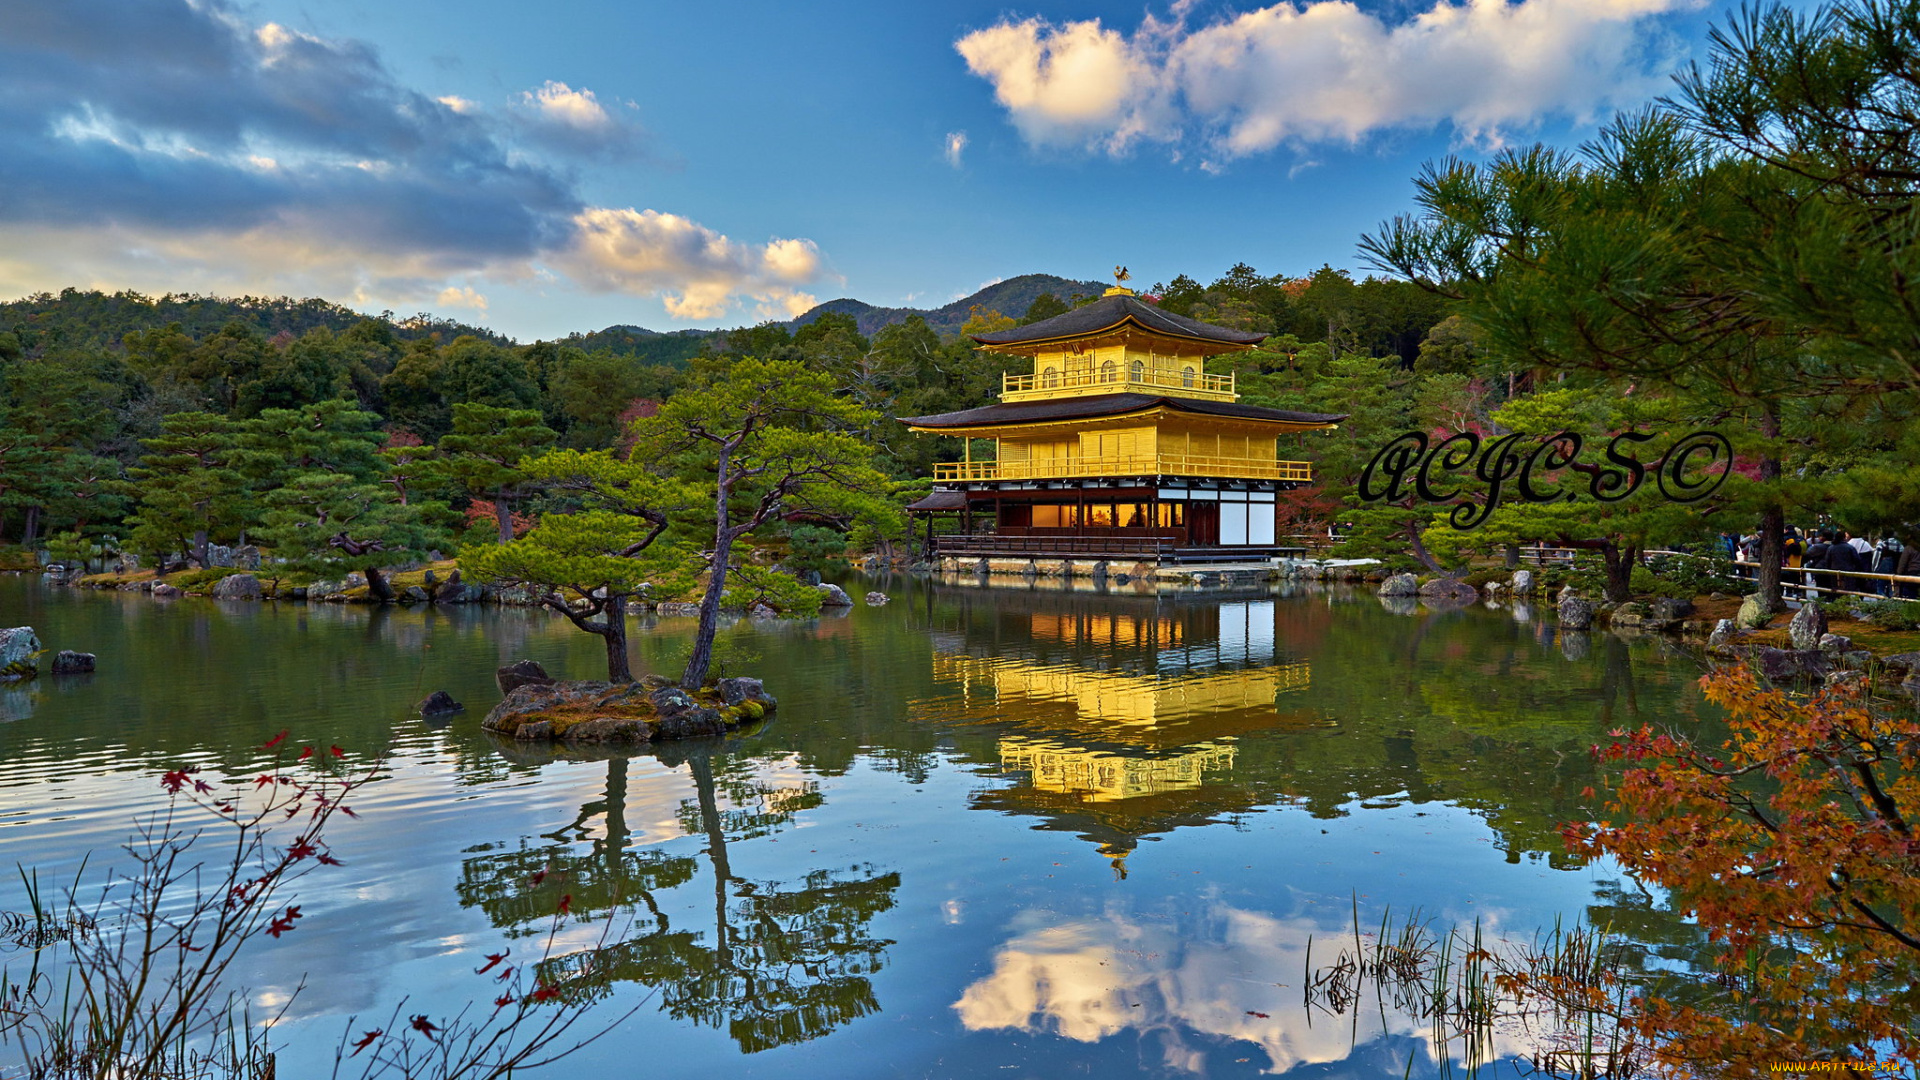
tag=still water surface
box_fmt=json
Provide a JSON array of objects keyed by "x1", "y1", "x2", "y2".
[{"x1": 0, "y1": 575, "x2": 1708, "y2": 1078}]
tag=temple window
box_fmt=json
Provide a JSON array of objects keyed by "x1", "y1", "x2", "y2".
[
  {"x1": 1042, "y1": 366, "x2": 1059, "y2": 387},
  {"x1": 1101, "y1": 360, "x2": 1117, "y2": 382},
  {"x1": 1182, "y1": 366, "x2": 1196, "y2": 387},
  {"x1": 1129, "y1": 359, "x2": 1144, "y2": 383}
]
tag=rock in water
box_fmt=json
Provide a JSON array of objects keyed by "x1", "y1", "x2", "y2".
[
  {"x1": 717, "y1": 677, "x2": 775, "y2": 708},
  {"x1": 815, "y1": 583, "x2": 854, "y2": 607},
  {"x1": 747, "y1": 602, "x2": 779, "y2": 619},
  {"x1": 1557, "y1": 596, "x2": 1595, "y2": 631},
  {"x1": 1557, "y1": 584, "x2": 1578, "y2": 604},
  {"x1": 1510, "y1": 570, "x2": 1534, "y2": 595},
  {"x1": 1377, "y1": 573, "x2": 1418, "y2": 597},
  {"x1": 50, "y1": 651, "x2": 95, "y2": 674},
  {"x1": 655, "y1": 708, "x2": 728, "y2": 739},
  {"x1": 418, "y1": 690, "x2": 465, "y2": 716},
  {"x1": 211, "y1": 573, "x2": 262, "y2": 600},
  {"x1": 655, "y1": 601, "x2": 700, "y2": 616},
  {"x1": 401, "y1": 585, "x2": 430, "y2": 603},
  {"x1": 1788, "y1": 602, "x2": 1829, "y2": 651},
  {"x1": 151, "y1": 583, "x2": 181, "y2": 599},
  {"x1": 1708, "y1": 619, "x2": 1738, "y2": 651},
  {"x1": 1418, "y1": 578, "x2": 1479, "y2": 605},
  {"x1": 649, "y1": 686, "x2": 695, "y2": 716},
  {"x1": 1609, "y1": 602, "x2": 1650, "y2": 629},
  {"x1": 496, "y1": 660, "x2": 553, "y2": 696},
  {"x1": 1758, "y1": 647, "x2": 1832, "y2": 682},
  {"x1": 864, "y1": 591, "x2": 890, "y2": 606},
  {"x1": 1651, "y1": 597, "x2": 1694, "y2": 620},
  {"x1": 0, "y1": 627, "x2": 40, "y2": 679},
  {"x1": 1736, "y1": 593, "x2": 1773, "y2": 630}
]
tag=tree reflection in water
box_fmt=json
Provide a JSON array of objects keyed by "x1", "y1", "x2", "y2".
[{"x1": 458, "y1": 739, "x2": 900, "y2": 1053}]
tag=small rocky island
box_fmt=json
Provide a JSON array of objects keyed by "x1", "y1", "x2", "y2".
[{"x1": 480, "y1": 661, "x2": 777, "y2": 745}]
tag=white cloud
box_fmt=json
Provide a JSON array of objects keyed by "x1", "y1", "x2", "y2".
[
  {"x1": 0, "y1": 2, "x2": 822, "y2": 330},
  {"x1": 944, "y1": 130, "x2": 969, "y2": 167},
  {"x1": 557, "y1": 208, "x2": 824, "y2": 321},
  {"x1": 955, "y1": 0, "x2": 1699, "y2": 157},
  {"x1": 510, "y1": 80, "x2": 645, "y2": 158},
  {"x1": 521, "y1": 81, "x2": 615, "y2": 133},
  {"x1": 956, "y1": 19, "x2": 1167, "y2": 153},
  {"x1": 0, "y1": 220, "x2": 526, "y2": 317},
  {"x1": 436, "y1": 285, "x2": 488, "y2": 311}
]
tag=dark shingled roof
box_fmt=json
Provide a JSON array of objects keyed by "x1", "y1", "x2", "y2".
[
  {"x1": 901, "y1": 393, "x2": 1346, "y2": 430},
  {"x1": 904, "y1": 489, "x2": 968, "y2": 511},
  {"x1": 971, "y1": 293, "x2": 1267, "y2": 348}
]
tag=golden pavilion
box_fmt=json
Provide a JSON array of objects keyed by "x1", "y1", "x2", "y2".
[{"x1": 900, "y1": 284, "x2": 1346, "y2": 561}]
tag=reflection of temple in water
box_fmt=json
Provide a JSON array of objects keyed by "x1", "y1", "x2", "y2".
[{"x1": 912, "y1": 588, "x2": 1319, "y2": 869}]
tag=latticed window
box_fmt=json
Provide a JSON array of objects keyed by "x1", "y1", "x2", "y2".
[
  {"x1": 1101, "y1": 360, "x2": 1117, "y2": 382},
  {"x1": 1182, "y1": 366, "x2": 1196, "y2": 387},
  {"x1": 1129, "y1": 359, "x2": 1144, "y2": 383},
  {"x1": 1042, "y1": 366, "x2": 1059, "y2": 387}
]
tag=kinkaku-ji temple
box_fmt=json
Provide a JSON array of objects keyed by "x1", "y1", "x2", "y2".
[{"x1": 901, "y1": 280, "x2": 1347, "y2": 567}]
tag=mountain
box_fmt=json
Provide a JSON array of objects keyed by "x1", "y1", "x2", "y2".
[
  {"x1": 787, "y1": 273, "x2": 1111, "y2": 337},
  {"x1": 553, "y1": 324, "x2": 708, "y2": 365}
]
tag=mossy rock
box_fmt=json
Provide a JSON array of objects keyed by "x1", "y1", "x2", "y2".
[{"x1": 483, "y1": 678, "x2": 776, "y2": 745}]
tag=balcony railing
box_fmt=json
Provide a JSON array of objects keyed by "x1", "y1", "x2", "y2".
[
  {"x1": 933, "y1": 454, "x2": 1313, "y2": 483},
  {"x1": 1002, "y1": 369, "x2": 1234, "y2": 400},
  {"x1": 936, "y1": 535, "x2": 1176, "y2": 557}
]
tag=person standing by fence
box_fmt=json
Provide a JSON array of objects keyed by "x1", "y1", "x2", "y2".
[
  {"x1": 1805, "y1": 533, "x2": 1832, "y2": 597},
  {"x1": 1874, "y1": 535, "x2": 1904, "y2": 596},
  {"x1": 1899, "y1": 537, "x2": 1920, "y2": 600},
  {"x1": 1828, "y1": 533, "x2": 1867, "y2": 596}
]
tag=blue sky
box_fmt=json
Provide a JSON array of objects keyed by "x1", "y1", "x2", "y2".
[{"x1": 0, "y1": 0, "x2": 1728, "y2": 341}]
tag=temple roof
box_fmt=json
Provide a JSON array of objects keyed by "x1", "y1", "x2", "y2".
[
  {"x1": 900, "y1": 392, "x2": 1346, "y2": 430},
  {"x1": 904, "y1": 489, "x2": 968, "y2": 511},
  {"x1": 970, "y1": 293, "x2": 1267, "y2": 350}
]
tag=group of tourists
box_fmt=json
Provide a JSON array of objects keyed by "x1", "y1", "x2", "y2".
[{"x1": 1724, "y1": 528, "x2": 1920, "y2": 599}]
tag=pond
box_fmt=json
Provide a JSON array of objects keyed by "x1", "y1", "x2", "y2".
[{"x1": 0, "y1": 573, "x2": 1711, "y2": 1078}]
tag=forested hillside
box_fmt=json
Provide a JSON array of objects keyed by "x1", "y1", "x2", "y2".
[
  {"x1": 0, "y1": 262, "x2": 1454, "y2": 556},
  {"x1": 0, "y1": 288, "x2": 507, "y2": 353}
]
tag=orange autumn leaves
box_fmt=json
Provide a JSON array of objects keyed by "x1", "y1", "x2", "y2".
[{"x1": 1570, "y1": 669, "x2": 1920, "y2": 1072}]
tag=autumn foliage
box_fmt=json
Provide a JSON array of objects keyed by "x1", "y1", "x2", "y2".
[{"x1": 1568, "y1": 669, "x2": 1920, "y2": 1072}]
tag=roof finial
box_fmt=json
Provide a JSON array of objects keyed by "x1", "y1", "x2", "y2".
[{"x1": 1105, "y1": 265, "x2": 1136, "y2": 297}]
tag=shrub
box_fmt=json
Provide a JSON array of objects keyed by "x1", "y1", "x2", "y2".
[
  {"x1": 45, "y1": 531, "x2": 103, "y2": 568},
  {"x1": 1850, "y1": 597, "x2": 1920, "y2": 631},
  {"x1": 1645, "y1": 551, "x2": 1744, "y2": 596}
]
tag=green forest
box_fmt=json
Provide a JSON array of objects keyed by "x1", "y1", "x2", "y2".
[{"x1": 0, "y1": 264, "x2": 1447, "y2": 563}]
